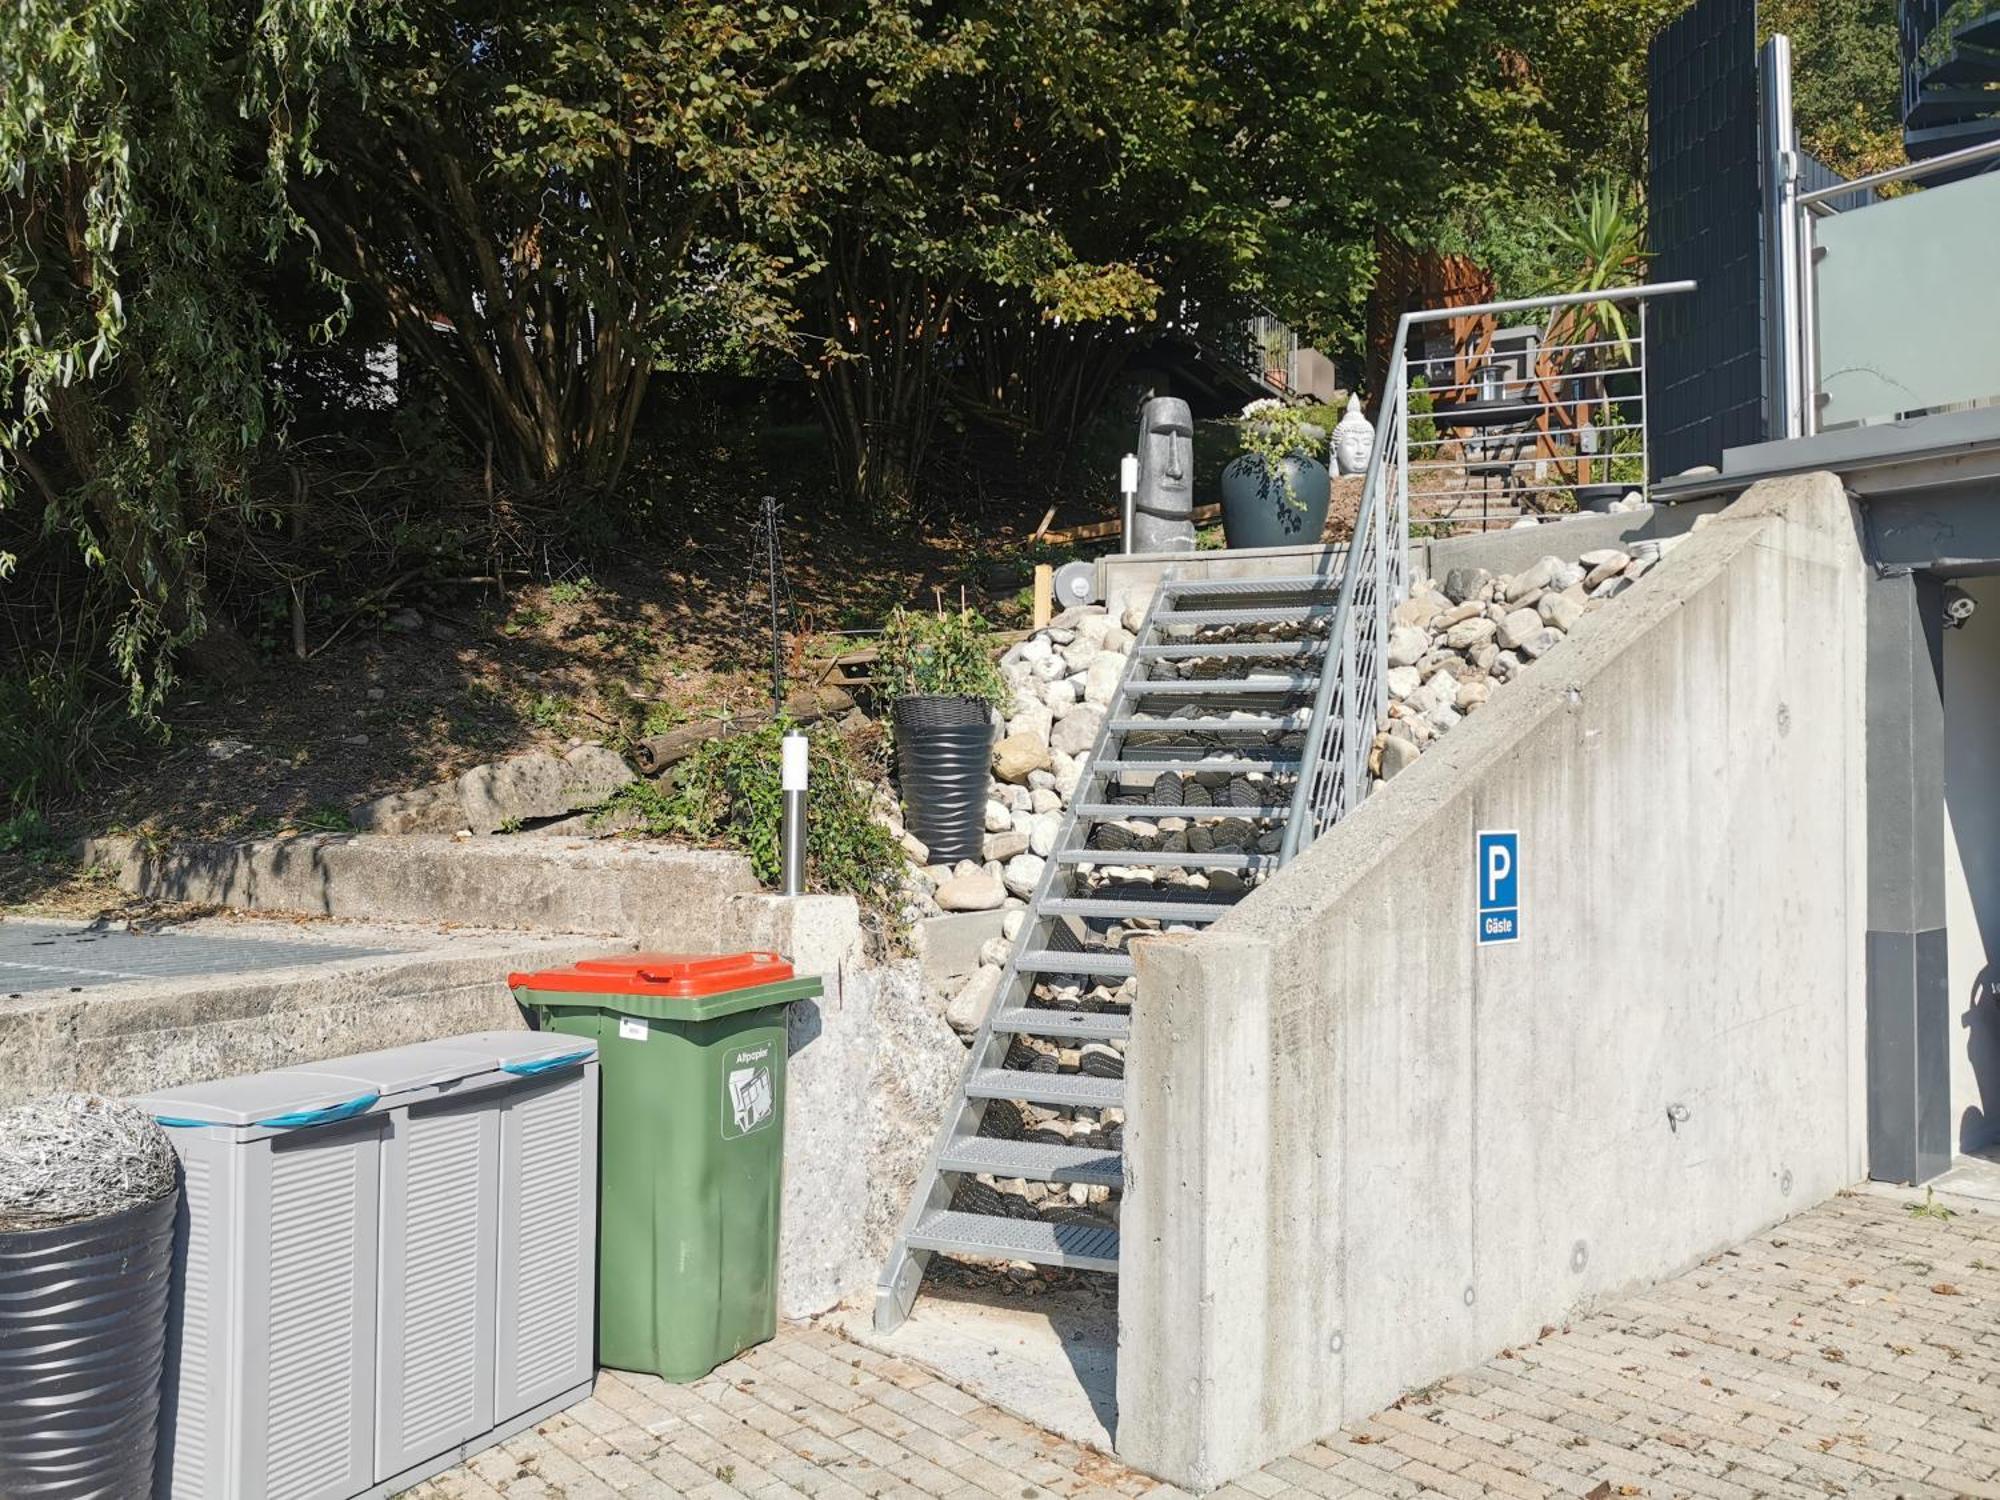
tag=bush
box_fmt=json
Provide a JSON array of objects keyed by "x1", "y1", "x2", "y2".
[
  {"x1": 875, "y1": 607, "x2": 1010, "y2": 714},
  {"x1": 601, "y1": 722, "x2": 905, "y2": 924},
  {"x1": 0, "y1": 664, "x2": 148, "y2": 816}
]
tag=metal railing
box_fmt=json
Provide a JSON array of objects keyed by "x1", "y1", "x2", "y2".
[{"x1": 1280, "y1": 282, "x2": 1696, "y2": 859}]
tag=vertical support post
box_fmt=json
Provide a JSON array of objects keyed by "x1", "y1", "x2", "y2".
[
  {"x1": 1120, "y1": 452, "x2": 1139, "y2": 555},
  {"x1": 1638, "y1": 297, "x2": 1651, "y2": 501},
  {"x1": 1031, "y1": 566, "x2": 1054, "y2": 629},
  {"x1": 780, "y1": 730, "x2": 808, "y2": 897},
  {"x1": 1864, "y1": 570, "x2": 1951, "y2": 1184},
  {"x1": 762, "y1": 493, "x2": 785, "y2": 717},
  {"x1": 1761, "y1": 35, "x2": 1805, "y2": 441}
]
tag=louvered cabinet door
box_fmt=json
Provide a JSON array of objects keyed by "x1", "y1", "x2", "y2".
[
  {"x1": 374, "y1": 1098, "x2": 500, "y2": 1479},
  {"x1": 158, "y1": 1147, "x2": 225, "y2": 1500},
  {"x1": 254, "y1": 1124, "x2": 382, "y2": 1500},
  {"x1": 494, "y1": 1067, "x2": 599, "y2": 1417}
]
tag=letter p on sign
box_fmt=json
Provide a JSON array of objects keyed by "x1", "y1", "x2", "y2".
[{"x1": 1476, "y1": 830, "x2": 1519, "y2": 946}]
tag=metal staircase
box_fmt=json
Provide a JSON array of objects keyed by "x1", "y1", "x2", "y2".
[
  {"x1": 874, "y1": 572, "x2": 1347, "y2": 1328},
  {"x1": 1902, "y1": 1, "x2": 2000, "y2": 179}
]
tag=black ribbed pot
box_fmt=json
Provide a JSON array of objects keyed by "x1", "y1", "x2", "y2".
[
  {"x1": 0, "y1": 1193, "x2": 176, "y2": 1500},
  {"x1": 892, "y1": 694, "x2": 996, "y2": 865}
]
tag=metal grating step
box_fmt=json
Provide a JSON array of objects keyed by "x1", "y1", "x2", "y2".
[
  {"x1": 1164, "y1": 575, "x2": 1341, "y2": 598},
  {"x1": 990, "y1": 1007, "x2": 1131, "y2": 1041},
  {"x1": 907, "y1": 1209, "x2": 1120, "y2": 1271},
  {"x1": 937, "y1": 1137, "x2": 1123, "y2": 1186},
  {"x1": 1017, "y1": 949, "x2": 1134, "y2": 979},
  {"x1": 966, "y1": 1069, "x2": 1123, "y2": 1108},
  {"x1": 1155, "y1": 605, "x2": 1338, "y2": 627},
  {"x1": 1136, "y1": 640, "x2": 1325, "y2": 661},
  {"x1": 1042, "y1": 895, "x2": 1241, "y2": 923},
  {"x1": 1057, "y1": 848, "x2": 1275, "y2": 871},
  {"x1": 1108, "y1": 715, "x2": 1307, "y2": 734},
  {"x1": 1126, "y1": 676, "x2": 1318, "y2": 696},
  {"x1": 1093, "y1": 756, "x2": 1300, "y2": 775},
  {"x1": 1072, "y1": 802, "x2": 1290, "y2": 820}
]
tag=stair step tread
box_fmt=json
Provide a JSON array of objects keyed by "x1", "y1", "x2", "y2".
[
  {"x1": 1155, "y1": 605, "x2": 1339, "y2": 626},
  {"x1": 1136, "y1": 641, "x2": 1325, "y2": 661},
  {"x1": 1042, "y1": 896, "x2": 1241, "y2": 922},
  {"x1": 1017, "y1": 949, "x2": 1134, "y2": 978},
  {"x1": 1094, "y1": 756, "x2": 1301, "y2": 775},
  {"x1": 990, "y1": 1007, "x2": 1132, "y2": 1040},
  {"x1": 908, "y1": 1210, "x2": 1120, "y2": 1271},
  {"x1": 967, "y1": 1068, "x2": 1123, "y2": 1108},
  {"x1": 1073, "y1": 802, "x2": 1291, "y2": 820},
  {"x1": 1109, "y1": 715, "x2": 1307, "y2": 733},
  {"x1": 1164, "y1": 574, "x2": 1341, "y2": 598},
  {"x1": 938, "y1": 1137, "x2": 1124, "y2": 1185},
  {"x1": 1126, "y1": 676, "x2": 1318, "y2": 695},
  {"x1": 1057, "y1": 848, "x2": 1275, "y2": 870}
]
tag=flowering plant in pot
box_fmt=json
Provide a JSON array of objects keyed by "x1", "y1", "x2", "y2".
[
  {"x1": 1219, "y1": 398, "x2": 1332, "y2": 549},
  {"x1": 876, "y1": 607, "x2": 1011, "y2": 865}
]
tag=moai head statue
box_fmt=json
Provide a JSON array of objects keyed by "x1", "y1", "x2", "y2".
[{"x1": 1131, "y1": 397, "x2": 1196, "y2": 553}]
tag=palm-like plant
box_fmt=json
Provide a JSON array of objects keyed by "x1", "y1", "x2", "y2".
[{"x1": 1540, "y1": 177, "x2": 1649, "y2": 361}]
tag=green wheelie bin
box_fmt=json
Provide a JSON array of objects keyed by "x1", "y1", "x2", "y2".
[{"x1": 509, "y1": 951, "x2": 821, "y2": 1381}]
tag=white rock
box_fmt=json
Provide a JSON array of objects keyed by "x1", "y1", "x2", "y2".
[
  {"x1": 936, "y1": 869, "x2": 1006, "y2": 912},
  {"x1": 1496, "y1": 607, "x2": 1543, "y2": 651},
  {"x1": 1031, "y1": 653, "x2": 1067, "y2": 683},
  {"x1": 1084, "y1": 654, "x2": 1125, "y2": 707},
  {"x1": 1003, "y1": 853, "x2": 1045, "y2": 899},
  {"x1": 947, "y1": 965, "x2": 1003, "y2": 1033},
  {"x1": 1075, "y1": 613, "x2": 1115, "y2": 647},
  {"x1": 1387, "y1": 626, "x2": 1428, "y2": 667},
  {"x1": 1041, "y1": 677, "x2": 1078, "y2": 712},
  {"x1": 1591, "y1": 574, "x2": 1634, "y2": 600},
  {"x1": 1458, "y1": 678, "x2": 1491, "y2": 710},
  {"x1": 1001, "y1": 909, "x2": 1026, "y2": 939},
  {"x1": 1058, "y1": 640, "x2": 1100, "y2": 673},
  {"x1": 1510, "y1": 516, "x2": 1539, "y2": 529},
  {"x1": 1121, "y1": 601, "x2": 1147, "y2": 633},
  {"x1": 1518, "y1": 626, "x2": 1563, "y2": 660},
  {"x1": 984, "y1": 800, "x2": 1012, "y2": 833},
  {"x1": 1031, "y1": 787, "x2": 1062, "y2": 814},
  {"x1": 1583, "y1": 552, "x2": 1630, "y2": 588},
  {"x1": 1506, "y1": 557, "x2": 1561, "y2": 602},
  {"x1": 1537, "y1": 589, "x2": 1584, "y2": 632},
  {"x1": 899, "y1": 831, "x2": 929, "y2": 864},
  {"x1": 1052, "y1": 752, "x2": 1083, "y2": 801},
  {"x1": 1029, "y1": 810, "x2": 1064, "y2": 857},
  {"x1": 1427, "y1": 699, "x2": 1461, "y2": 733},
  {"x1": 1017, "y1": 635, "x2": 1055, "y2": 665},
  {"x1": 1051, "y1": 703, "x2": 1105, "y2": 758},
  {"x1": 1028, "y1": 768, "x2": 1057, "y2": 792},
  {"x1": 1379, "y1": 735, "x2": 1421, "y2": 780},
  {"x1": 1424, "y1": 670, "x2": 1462, "y2": 709},
  {"x1": 1386, "y1": 665, "x2": 1422, "y2": 701},
  {"x1": 1493, "y1": 650, "x2": 1521, "y2": 680},
  {"x1": 982, "y1": 829, "x2": 1030, "y2": 862},
  {"x1": 1445, "y1": 616, "x2": 1497, "y2": 651},
  {"x1": 1006, "y1": 703, "x2": 1054, "y2": 745}
]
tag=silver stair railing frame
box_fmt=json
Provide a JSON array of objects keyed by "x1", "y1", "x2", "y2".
[{"x1": 1282, "y1": 282, "x2": 1697, "y2": 860}]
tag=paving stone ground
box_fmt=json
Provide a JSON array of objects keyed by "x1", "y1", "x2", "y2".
[{"x1": 410, "y1": 1189, "x2": 2000, "y2": 1500}]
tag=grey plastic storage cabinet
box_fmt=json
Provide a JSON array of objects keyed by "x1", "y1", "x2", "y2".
[{"x1": 131, "y1": 1029, "x2": 600, "y2": 1500}]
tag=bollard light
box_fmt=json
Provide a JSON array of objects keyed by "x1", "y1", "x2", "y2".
[
  {"x1": 1119, "y1": 451, "x2": 1140, "y2": 555},
  {"x1": 780, "y1": 730, "x2": 808, "y2": 897}
]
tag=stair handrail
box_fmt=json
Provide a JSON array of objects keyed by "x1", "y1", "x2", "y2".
[{"x1": 1280, "y1": 282, "x2": 1698, "y2": 860}]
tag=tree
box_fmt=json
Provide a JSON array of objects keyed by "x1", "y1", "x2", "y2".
[{"x1": 1, "y1": 0, "x2": 354, "y2": 706}]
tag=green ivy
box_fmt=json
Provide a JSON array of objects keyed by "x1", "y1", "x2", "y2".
[
  {"x1": 600, "y1": 722, "x2": 905, "y2": 925},
  {"x1": 874, "y1": 608, "x2": 1010, "y2": 715}
]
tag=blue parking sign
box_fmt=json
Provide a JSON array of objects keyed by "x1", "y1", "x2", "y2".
[{"x1": 1476, "y1": 830, "x2": 1519, "y2": 945}]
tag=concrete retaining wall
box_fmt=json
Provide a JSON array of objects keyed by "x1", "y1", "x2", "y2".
[
  {"x1": 1118, "y1": 473, "x2": 1870, "y2": 1490},
  {"x1": 0, "y1": 927, "x2": 616, "y2": 1106},
  {"x1": 71, "y1": 833, "x2": 962, "y2": 1319},
  {"x1": 80, "y1": 833, "x2": 760, "y2": 943}
]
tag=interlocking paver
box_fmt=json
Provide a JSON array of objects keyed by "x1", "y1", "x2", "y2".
[{"x1": 410, "y1": 1190, "x2": 1999, "y2": 1500}]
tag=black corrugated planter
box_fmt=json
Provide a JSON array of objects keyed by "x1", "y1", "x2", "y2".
[
  {"x1": 892, "y1": 694, "x2": 996, "y2": 865},
  {"x1": 0, "y1": 1192, "x2": 176, "y2": 1500}
]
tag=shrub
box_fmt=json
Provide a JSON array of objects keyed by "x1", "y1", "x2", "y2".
[
  {"x1": 601, "y1": 722, "x2": 905, "y2": 923},
  {"x1": 875, "y1": 607, "x2": 1010, "y2": 713},
  {"x1": 0, "y1": 663, "x2": 147, "y2": 815}
]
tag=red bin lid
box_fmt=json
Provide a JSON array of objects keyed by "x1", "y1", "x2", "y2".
[{"x1": 508, "y1": 951, "x2": 795, "y2": 998}]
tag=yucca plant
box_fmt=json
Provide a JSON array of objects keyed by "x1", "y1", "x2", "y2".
[{"x1": 1540, "y1": 177, "x2": 1649, "y2": 362}]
